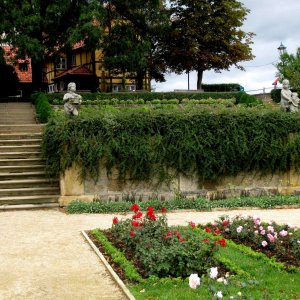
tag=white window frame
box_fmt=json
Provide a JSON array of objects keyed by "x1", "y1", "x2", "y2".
[{"x1": 56, "y1": 57, "x2": 67, "y2": 70}]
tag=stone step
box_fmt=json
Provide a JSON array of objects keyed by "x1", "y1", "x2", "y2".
[
  {"x1": 0, "y1": 124, "x2": 43, "y2": 133},
  {"x1": 0, "y1": 171, "x2": 47, "y2": 180},
  {"x1": 0, "y1": 158, "x2": 44, "y2": 166},
  {"x1": 0, "y1": 195, "x2": 60, "y2": 205},
  {"x1": 0, "y1": 203, "x2": 60, "y2": 210},
  {"x1": 0, "y1": 151, "x2": 41, "y2": 159},
  {"x1": 0, "y1": 187, "x2": 60, "y2": 196},
  {"x1": 0, "y1": 179, "x2": 59, "y2": 189},
  {"x1": 0, "y1": 145, "x2": 40, "y2": 152},
  {"x1": 0, "y1": 119, "x2": 37, "y2": 125},
  {"x1": 0, "y1": 139, "x2": 42, "y2": 146},
  {"x1": 0, "y1": 165, "x2": 45, "y2": 172},
  {"x1": 0, "y1": 133, "x2": 42, "y2": 140}
]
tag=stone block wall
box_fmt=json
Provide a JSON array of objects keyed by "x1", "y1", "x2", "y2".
[{"x1": 58, "y1": 163, "x2": 300, "y2": 206}]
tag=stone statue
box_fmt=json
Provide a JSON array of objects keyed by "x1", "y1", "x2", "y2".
[
  {"x1": 63, "y1": 82, "x2": 82, "y2": 116},
  {"x1": 280, "y1": 79, "x2": 292, "y2": 112},
  {"x1": 290, "y1": 92, "x2": 300, "y2": 113}
]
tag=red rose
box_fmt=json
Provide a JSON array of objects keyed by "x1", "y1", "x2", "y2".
[
  {"x1": 203, "y1": 238, "x2": 209, "y2": 243},
  {"x1": 130, "y1": 203, "x2": 140, "y2": 212},
  {"x1": 222, "y1": 220, "x2": 229, "y2": 226},
  {"x1": 161, "y1": 207, "x2": 167, "y2": 213},
  {"x1": 132, "y1": 211, "x2": 143, "y2": 219},
  {"x1": 149, "y1": 214, "x2": 156, "y2": 221},
  {"x1": 132, "y1": 220, "x2": 139, "y2": 227},
  {"x1": 129, "y1": 230, "x2": 135, "y2": 237},
  {"x1": 218, "y1": 238, "x2": 226, "y2": 247},
  {"x1": 205, "y1": 227, "x2": 211, "y2": 233},
  {"x1": 147, "y1": 206, "x2": 154, "y2": 214},
  {"x1": 112, "y1": 217, "x2": 119, "y2": 224},
  {"x1": 177, "y1": 233, "x2": 181, "y2": 239},
  {"x1": 189, "y1": 222, "x2": 196, "y2": 229},
  {"x1": 214, "y1": 228, "x2": 221, "y2": 235}
]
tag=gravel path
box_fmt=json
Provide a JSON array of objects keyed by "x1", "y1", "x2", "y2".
[{"x1": 0, "y1": 208, "x2": 299, "y2": 299}]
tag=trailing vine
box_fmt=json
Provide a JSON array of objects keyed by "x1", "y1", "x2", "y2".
[{"x1": 41, "y1": 106, "x2": 300, "y2": 183}]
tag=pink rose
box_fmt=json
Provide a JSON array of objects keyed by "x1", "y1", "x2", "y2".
[
  {"x1": 279, "y1": 230, "x2": 288, "y2": 237},
  {"x1": 261, "y1": 241, "x2": 268, "y2": 247}
]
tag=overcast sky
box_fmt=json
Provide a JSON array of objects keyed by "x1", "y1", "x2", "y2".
[{"x1": 153, "y1": 0, "x2": 300, "y2": 94}]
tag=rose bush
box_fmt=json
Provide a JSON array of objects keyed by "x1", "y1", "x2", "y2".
[{"x1": 110, "y1": 204, "x2": 224, "y2": 277}]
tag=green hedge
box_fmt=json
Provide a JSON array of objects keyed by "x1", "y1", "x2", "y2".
[
  {"x1": 271, "y1": 89, "x2": 281, "y2": 103},
  {"x1": 42, "y1": 106, "x2": 300, "y2": 183},
  {"x1": 31, "y1": 92, "x2": 52, "y2": 123},
  {"x1": 45, "y1": 91, "x2": 242, "y2": 104},
  {"x1": 202, "y1": 83, "x2": 242, "y2": 92}
]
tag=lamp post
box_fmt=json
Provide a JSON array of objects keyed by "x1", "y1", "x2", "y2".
[{"x1": 277, "y1": 42, "x2": 287, "y2": 56}]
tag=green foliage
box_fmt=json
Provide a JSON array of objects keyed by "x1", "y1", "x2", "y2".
[
  {"x1": 42, "y1": 106, "x2": 300, "y2": 183},
  {"x1": 276, "y1": 47, "x2": 300, "y2": 93},
  {"x1": 110, "y1": 205, "x2": 219, "y2": 278},
  {"x1": 206, "y1": 217, "x2": 299, "y2": 271},
  {"x1": 0, "y1": 47, "x2": 19, "y2": 97},
  {"x1": 202, "y1": 83, "x2": 242, "y2": 92},
  {"x1": 66, "y1": 195, "x2": 300, "y2": 214},
  {"x1": 91, "y1": 229, "x2": 144, "y2": 283},
  {"x1": 271, "y1": 88, "x2": 281, "y2": 103},
  {"x1": 45, "y1": 91, "x2": 241, "y2": 104},
  {"x1": 165, "y1": 0, "x2": 254, "y2": 88},
  {"x1": 236, "y1": 93, "x2": 262, "y2": 105},
  {"x1": 32, "y1": 92, "x2": 52, "y2": 123}
]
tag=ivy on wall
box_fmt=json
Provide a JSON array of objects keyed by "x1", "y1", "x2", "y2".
[{"x1": 41, "y1": 107, "x2": 300, "y2": 183}]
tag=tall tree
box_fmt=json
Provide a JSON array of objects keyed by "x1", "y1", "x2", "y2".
[
  {"x1": 0, "y1": 47, "x2": 19, "y2": 97},
  {"x1": 276, "y1": 48, "x2": 300, "y2": 93},
  {"x1": 0, "y1": 0, "x2": 103, "y2": 91},
  {"x1": 166, "y1": 0, "x2": 254, "y2": 89},
  {"x1": 101, "y1": 0, "x2": 169, "y2": 90}
]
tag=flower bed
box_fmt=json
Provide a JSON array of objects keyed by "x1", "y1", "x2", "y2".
[
  {"x1": 202, "y1": 215, "x2": 300, "y2": 269},
  {"x1": 89, "y1": 205, "x2": 300, "y2": 299}
]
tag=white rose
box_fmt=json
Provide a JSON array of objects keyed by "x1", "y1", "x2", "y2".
[{"x1": 188, "y1": 273, "x2": 200, "y2": 289}]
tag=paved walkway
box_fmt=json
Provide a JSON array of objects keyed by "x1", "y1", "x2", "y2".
[{"x1": 0, "y1": 208, "x2": 299, "y2": 299}]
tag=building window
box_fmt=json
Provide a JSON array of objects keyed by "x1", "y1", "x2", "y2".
[
  {"x1": 19, "y1": 63, "x2": 28, "y2": 72},
  {"x1": 48, "y1": 84, "x2": 55, "y2": 93},
  {"x1": 125, "y1": 85, "x2": 136, "y2": 92},
  {"x1": 112, "y1": 84, "x2": 123, "y2": 92},
  {"x1": 56, "y1": 57, "x2": 67, "y2": 70}
]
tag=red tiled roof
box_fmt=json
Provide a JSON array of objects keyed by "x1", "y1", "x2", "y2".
[
  {"x1": 54, "y1": 65, "x2": 94, "y2": 79},
  {"x1": 2, "y1": 46, "x2": 32, "y2": 83}
]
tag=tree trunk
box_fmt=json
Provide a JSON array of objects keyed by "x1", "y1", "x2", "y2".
[
  {"x1": 31, "y1": 60, "x2": 44, "y2": 92},
  {"x1": 136, "y1": 70, "x2": 145, "y2": 90},
  {"x1": 197, "y1": 69, "x2": 204, "y2": 90}
]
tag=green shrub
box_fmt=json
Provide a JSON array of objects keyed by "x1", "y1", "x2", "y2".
[
  {"x1": 202, "y1": 83, "x2": 241, "y2": 92},
  {"x1": 42, "y1": 107, "x2": 300, "y2": 183},
  {"x1": 237, "y1": 93, "x2": 262, "y2": 105},
  {"x1": 110, "y1": 205, "x2": 220, "y2": 277},
  {"x1": 45, "y1": 91, "x2": 241, "y2": 103},
  {"x1": 271, "y1": 89, "x2": 281, "y2": 103},
  {"x1": 32, "y1": 92, "x2": 52, "y2": 123}
]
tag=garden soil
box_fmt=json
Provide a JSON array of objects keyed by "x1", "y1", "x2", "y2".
[{"x1": 0, "y1": 208, "x2": 300, "y2": 300}]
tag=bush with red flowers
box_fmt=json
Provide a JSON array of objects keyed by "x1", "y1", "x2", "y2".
[{"x1": 110, "y1": 204, "x2": 223, "y2": 277}]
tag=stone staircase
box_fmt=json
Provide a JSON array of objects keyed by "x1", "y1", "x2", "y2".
[{"x1": 0, "y1": 102, "x2": 60, "y2": 208}]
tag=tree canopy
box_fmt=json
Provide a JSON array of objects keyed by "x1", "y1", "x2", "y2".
[
  {"x1": 276, "y1": 48, "x2": 300, "y2": 93},
  {"x1": 0, "y1": 0, "x2": 103, "y2": 91},
  {"x1": 165, "y1": 0, "x2": 254, "y2": 89}
]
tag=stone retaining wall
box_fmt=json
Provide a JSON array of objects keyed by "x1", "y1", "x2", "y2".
[{"x1": 58, "y1": 163, "x2": 300, "y2": 206}]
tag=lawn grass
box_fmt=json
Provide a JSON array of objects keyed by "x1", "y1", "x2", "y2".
[{"x1": 90, "y1": 228, "x2": 300, "y2": 299}]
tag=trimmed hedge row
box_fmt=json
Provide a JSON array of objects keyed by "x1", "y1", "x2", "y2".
[
  {"x1": 31, "y1": 92, "x2": 52, "y2": 123},
  {"x1": 42, "y1": 106, "x2": 300, "y2": 183},
  {"x1": 45, "y1": 91, "x2": 243, "y2": 104},
  {"x1": 202, "y1": 83, "x2": 242, "y2": 92}
]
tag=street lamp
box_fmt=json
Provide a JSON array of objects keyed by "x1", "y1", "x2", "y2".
[{"x1": 277, "y1": 42, "x2": 287, "y2": 56}]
